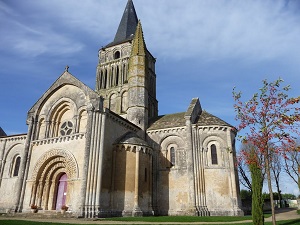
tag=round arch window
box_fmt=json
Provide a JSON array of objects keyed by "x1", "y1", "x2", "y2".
[{"x1": 114, "y1": 51, "x2": 120, "y2": 59}]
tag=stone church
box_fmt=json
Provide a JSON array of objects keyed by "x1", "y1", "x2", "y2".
[{"x1": 0, "y1": 0, "x2": 243, "y2": 218}]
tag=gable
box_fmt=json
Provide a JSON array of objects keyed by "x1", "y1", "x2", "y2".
[{"x1": 28, "y1": 71, "x2": 101, "y2": 120}]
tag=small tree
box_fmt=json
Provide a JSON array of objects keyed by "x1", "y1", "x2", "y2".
[
  {"x1": 233, "y1": 78, "x2": 300, "y2": 225},
  {"x1": 237, "y1": 142, "x2": 266, "y2": 193},
  {"x1": 239, "y1": 142, "x2": 264, "y2": 224}
]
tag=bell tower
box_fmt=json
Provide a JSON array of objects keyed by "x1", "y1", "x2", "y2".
[{"x1": 95, "y1": 0, "x2": 157, "y2": 129}]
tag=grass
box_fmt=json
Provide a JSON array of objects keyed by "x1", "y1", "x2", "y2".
[
  {"x1": 101, "y1": 215, "x2": 253, "y2": 222},
  {"x1": 1, "y1": 219, "x2": 300, "y2": 225},
  {"x1": 0, "y1": 213, "x2": 296, "y2": 225}
]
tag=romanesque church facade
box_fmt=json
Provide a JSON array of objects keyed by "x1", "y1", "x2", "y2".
[{"x1": 0, "y1": 0, "x2": 243, "y2": 217}]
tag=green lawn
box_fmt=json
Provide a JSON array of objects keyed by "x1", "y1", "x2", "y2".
[{"x1": 101, "y1": 215, "x2": 253, "y2": 222}]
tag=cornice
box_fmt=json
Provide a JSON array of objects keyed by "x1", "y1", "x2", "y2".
[
  {"x1": 32, "y1": 133, "x2": 85, "y2": 146},
  {"x1": 147, "y1": 126, "x2": 186, "y2": 135},
  {"x1": 0, "y1": 134, "x2": 27, "y2": 142}
]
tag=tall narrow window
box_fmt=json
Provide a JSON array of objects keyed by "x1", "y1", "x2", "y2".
[
  {"x1": 99, "y1": 71, "x2": 103, "y2": 89},
  {"x1": 110, "y1": 67, "x2": 114, "y2": 87},
  {"x1": 116, "y1": 66, "x2": 119, "y2": 86},
  {"x1": 211, "y1": 144, "x2": 218, "y2": 165},
  {"x1": 13, "y1": 156, "x2": 21, "y2": 177},
  {"x1": 104, "y1": 70, "x2": 107, "y2": 89},
  {"x1": 170, "y1": 147, "x2": 175, "y2": 166},
  {"x1": 123, "y1": 64, "x2": 127, "y2": 83},
  {"x1": 145, "y1": 168, "x2": 147, "y2": 182}
]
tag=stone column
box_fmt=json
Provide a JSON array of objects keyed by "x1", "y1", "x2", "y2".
[
  {"x1": 80, "y1": 106, "x2": 94, "y2": 217},
  {"x1": 226, "y1": 128, "x2": 243, "y2": 215},
  {"x1": 45, "y1": 121, "x2": 50, "y2": 138},
  {"x1": 184, "y1": 118, "x2": 197, "y2": 215},
  {"x1": 43, "y1": 181, "x2": 50, "y2": 210},
  {"x1": 0, "y1": 138, "x2": 7, "y2": 187},
  {"x1": 96, "y1": 110, "x2": 106, "y2": 217},
  {"x1": 148, "y1": 151, "x2": 153, "y2": 215},
  {"x1": 110, "y1": 147, "x2": 117, "y2": 213},
  {"x1": 15, "y1": 116, "x2": 34, "y2": 212},
  {"x1": 151, "y1": 148, "x2": 158, "y2": 215},
  {"x1": 132, "y1": 147, "x2": 142, "y2": 216},
  {"x1": 37, "y1": 180, "x2": 44, "y2": 207},
  {"x1": 30, "y1": 183, "x2": 37, "y2": 206}
]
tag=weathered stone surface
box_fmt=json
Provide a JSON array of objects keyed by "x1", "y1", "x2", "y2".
[{"x1": 0, "y1": 0, "x2": 243, "y2": 218}]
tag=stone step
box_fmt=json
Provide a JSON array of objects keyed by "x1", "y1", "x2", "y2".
[{"x1": 3, "y1": 211, "x2": 76, "y2": 219}]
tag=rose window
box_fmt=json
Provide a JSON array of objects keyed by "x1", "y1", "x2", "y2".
[{"x1": 60, "y1": 121, "x2": 73, "y2": 136}]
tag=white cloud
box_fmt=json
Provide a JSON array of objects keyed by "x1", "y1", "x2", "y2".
[
  {"x1": 1, "y1": 0, "x2": 300, "y2": 137},
  {"x1": 137, "y1": 0, "x2": 300, "y2": 64},
  {"x1": 1, "y1": 0, "x2": 299, "y2": 63}
]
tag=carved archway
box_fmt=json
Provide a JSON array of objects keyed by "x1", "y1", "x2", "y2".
[{"x1": 30, "y1": 149, "x2": 78, "y2": 210}]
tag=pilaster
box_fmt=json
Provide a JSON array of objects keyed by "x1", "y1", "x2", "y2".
[
  {"x1": 132, "y1": 148, "x2": 142, "y2": 216},
  {"x1": 80, "y1": 105, "x2": 94, "y2": 217},
  {"x1": 184, "y1": 118, "x2": 197, "y2": 215},
  {"x1": 15, "y1": 116, "x2": 34, "y2": 212}
]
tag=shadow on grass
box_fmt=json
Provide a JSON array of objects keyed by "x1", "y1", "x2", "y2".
[
  {"x1": 277, "y1": 219, "x2": 300, "y2": 225},
  {"x1": 101, "y1": 215, "x2": 252, "y2": 222}
]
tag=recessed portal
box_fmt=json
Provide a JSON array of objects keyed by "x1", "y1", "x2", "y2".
[{"x1": 55, "y1": 173, "x2": 67, "y2": 210}]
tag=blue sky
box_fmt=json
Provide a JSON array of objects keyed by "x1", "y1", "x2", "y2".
[{"x1": 1, "y1": 0, "x2": 300, "y2": 194}]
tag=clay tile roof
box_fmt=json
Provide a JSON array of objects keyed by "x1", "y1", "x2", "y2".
[
  {"x1": 148, "y1": 111, "x2": 232, "y2": 131},
  {"x1": 196, "y1": 111, "x2": 232, "y2": 127},
  {"x1": 148, "y1": 112, "x2": 186, "y2": 130}
]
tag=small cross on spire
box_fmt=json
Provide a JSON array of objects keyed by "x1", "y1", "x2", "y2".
[{"x1": 65, "y1": 65, "x2": 69, "y2": 72}]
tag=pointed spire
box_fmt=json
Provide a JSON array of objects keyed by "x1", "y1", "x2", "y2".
[
  {"x1": 113, "y1": 0, "x2": 138, "y2": 44},
  {"x1": 131, "y1": 20, "x2": 146, "y2": 56}
]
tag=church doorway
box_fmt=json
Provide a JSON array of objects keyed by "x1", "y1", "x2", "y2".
[{"x1": 55, "y1": 173, "x2": 68, "y2": 210}]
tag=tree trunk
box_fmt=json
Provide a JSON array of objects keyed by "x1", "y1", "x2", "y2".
[{"x1": 265, "y1": 155, "x2": 276, "y2": 225}]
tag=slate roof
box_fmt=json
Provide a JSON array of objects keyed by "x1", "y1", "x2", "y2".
[
  {"x1": 148, "y1": 111, "x2": 233, "y2": 130},
  {"x1": 105, "y1": 0, "x2": 138, "y2": 48},
  {"x1": 0, "y1": 127, "x2": 7, "y2": 137}
]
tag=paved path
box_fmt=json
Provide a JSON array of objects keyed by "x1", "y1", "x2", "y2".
[
  {"x1": 265, "y1": 208, "x2": 300, "y2": 222},
  {"x1": 1, "y1": 208, "x2": 300, "y2": 224}
]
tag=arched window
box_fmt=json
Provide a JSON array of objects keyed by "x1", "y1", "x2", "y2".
[
  {"x1": 104, "y1": 70, "x2": 107, "y2": 88},
  {"x1": 109, "y1": 93, "x2": 117, "y2": 112},
  {"x1": 121, "y1": 91, "x2": 128, "y2": 113},
  {"x1": 78, "y1": 110, "x2": 88, "y2": 133},
  {"x1": 114, "y1": 51, "x2": 120, "y2": 59},
  {"x1": 116, "y1": 66, "x2": 119, "y2": 86},
  {"x1": 123, "y1": 64, "x2": 127, "y2": 83},
  {"x1": 170, "y1": 147, "x2": 175, "y2": 166},
  {"x1": 211, "y1": 144, "x2": 218, "y2": 165},
  {"x1": 38, "y1": 118, "x2": 46, "y2": 140},
  {"x1": 99, "y1": 71, "x2": 103, "y2": 89},
  {"x1": 12, "y1": 156, "x2": 21, "y2": 177},
  {"x1": 110, "y1": 67, "x2": 114, "y2": 87}
]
